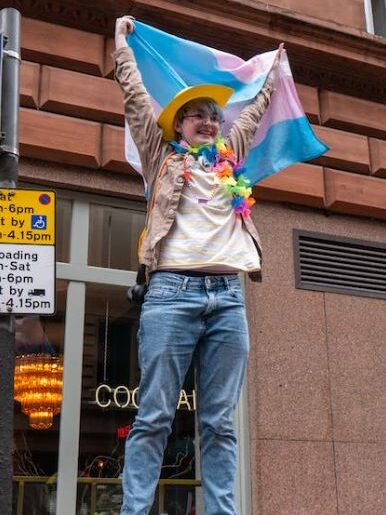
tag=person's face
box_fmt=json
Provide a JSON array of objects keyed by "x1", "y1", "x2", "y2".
[{"x1": 174, "y1": 103, "x2": 222, "y2": 146}]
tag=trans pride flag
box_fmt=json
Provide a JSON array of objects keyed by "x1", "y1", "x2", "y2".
[{"x1": 125, "y1": 21, "x2": 328, "y2": 187}]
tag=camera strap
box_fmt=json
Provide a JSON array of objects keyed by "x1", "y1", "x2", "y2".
[{"x1": 136, "y1": 151, "x2": 176, "y2": 284}]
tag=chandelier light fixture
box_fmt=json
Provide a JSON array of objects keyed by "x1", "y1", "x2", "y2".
[{"x1": 14, "y1": 353, "x2": 64, "y2": 430}]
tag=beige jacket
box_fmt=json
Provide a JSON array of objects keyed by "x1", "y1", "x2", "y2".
[{"x1": 113, "y1": 46, "x2": 275, "y2": 281}]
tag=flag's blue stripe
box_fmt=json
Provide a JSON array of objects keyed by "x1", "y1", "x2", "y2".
[
  {"x1": 128, "y1": 34, "x2": 186, "y2": 106},
  {"x1": 244, "y1": 117, "x2": 329, "y2": 185},
  {"x1": 130, "y1": 22, "x2": 268, "y2": 104}
]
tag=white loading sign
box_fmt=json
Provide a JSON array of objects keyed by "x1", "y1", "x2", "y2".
[{"x1": 0, "y1": 246, "x2": 55, "y2": 314}]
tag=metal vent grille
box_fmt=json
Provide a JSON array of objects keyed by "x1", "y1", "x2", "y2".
[{"x1": 294, "y1": 230, "x2": 386, "y2": 299}]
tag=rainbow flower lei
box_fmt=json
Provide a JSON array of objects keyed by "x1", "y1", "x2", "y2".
[{"x1": 169, "y1": 137, "x2": 255, "y2": 217}]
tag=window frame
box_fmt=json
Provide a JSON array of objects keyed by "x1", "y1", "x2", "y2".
[{"x1": 364, "y1": 0, "x2": 386, "y2": 36}]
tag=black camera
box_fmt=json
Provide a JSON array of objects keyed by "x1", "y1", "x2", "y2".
[
  {"x1": 127, "y1": 283, "x2": 147, "y2": 304},
  {"x1": 127, "y1": 264, "x2": 148, "y2": 305}
]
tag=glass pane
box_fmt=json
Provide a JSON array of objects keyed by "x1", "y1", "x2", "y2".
[
  {"x1": 77, "y1": 283, "x2": 199, "y2": 514},
  {"x1": 162, "y1": 485, "x2": 197, "y2": 515},
  {"x1": 56, "y1": 198, "x2": 72, "y2": 263},
  {"x1": 88, "y1": 204, "x2": 145, "y2": 271},
  {"x1": 13, "y1": 280, "x2": 67, "y2": 515}
]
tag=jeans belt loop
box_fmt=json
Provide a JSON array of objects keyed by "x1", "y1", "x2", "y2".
[
  {"x1": 182, "y1": 276, "x2": 189, "y2": 291},
  {"x1": 224, "y1": 276, "x2": 230, "y2": 290}
]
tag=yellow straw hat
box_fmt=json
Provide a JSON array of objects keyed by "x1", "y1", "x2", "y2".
[{"x1": 157, "y1": 84, "x2": 234, "y2": 141}]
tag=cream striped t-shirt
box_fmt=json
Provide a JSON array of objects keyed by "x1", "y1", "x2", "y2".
[{"x1": 157, "y1": 158, "x2": 261, "y2": 273}]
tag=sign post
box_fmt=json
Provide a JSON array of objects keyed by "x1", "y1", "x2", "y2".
[
  {"x1": 0, "y1": 31, "x2": 3, "y2": 132},
  {"x1": 0, "y1": 8, "x2": 21, "y2": 514},
  {"x1": 0, "y1": 189, "x2": 56, "y2": 315}
]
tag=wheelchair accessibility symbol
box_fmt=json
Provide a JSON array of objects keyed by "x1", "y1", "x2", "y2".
[{"x1": 31, "y1": 215, "x2": 47, "y2": 230}]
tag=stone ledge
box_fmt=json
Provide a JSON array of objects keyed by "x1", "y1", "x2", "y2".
[
  {"x1": 20, "y1": 61, "x2": 40, "y2": 109},
  {"x1": 19, "y1": 157, "x2": 145, "y2": 201},
  {"x1": 39, "y1": 66, "x2": 124, "y2": 124},
  {"x1": 320, "y1": 91, "x2": 386, "y2": 139},
  {"x1": 21, "y1": 17, "x2": 104, "y2": 76},
  {"x1": 101, "y1": 125, "x2": 136, "y2": 175},
  {"x1": 324, "y1": 168, "x2": 386, "y2": 220},
  {"x1": 254, "y1": 164, "x2": 325, "y2": 209},
  {"x1": 369, "y1": 139, "x2": 386, "y2": 178},
  {"x1": 19, "y1": 108, "x2": 102, "y2": 169},
  {"x1": 312, "y1": 125, "x2": 370, "y2": 175}
]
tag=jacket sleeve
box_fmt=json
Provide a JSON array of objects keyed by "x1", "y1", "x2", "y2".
[
  {"x1": 113, "y1": 46, "x2": 165, "y2": 182},
  {"x1": 227, "y1": 71, "x2": 275, "y2": 162}
]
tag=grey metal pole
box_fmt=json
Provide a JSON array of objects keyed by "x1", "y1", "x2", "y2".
[
  {"x1": 0, "y1": 7, "x2": 21, "y2": 514},
  {"x1": 0, "y1": 316, "x2": 15, "y2": 515},
  {"x1": 0, "y1": 7, "x2": 20, "y2": 187}
]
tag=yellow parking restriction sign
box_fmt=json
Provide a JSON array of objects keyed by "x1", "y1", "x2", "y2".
[{"x1": 0, "y1": 189, "x2": 55, "y2": 245}]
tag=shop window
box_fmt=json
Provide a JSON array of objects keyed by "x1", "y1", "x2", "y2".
[
  {"x1": 76, "y1": 283, "x2": 198, "y2": 515},
  {"x1": 13, "y1": 280, "x2": 67, "y2": 515},
  {"x1": 88, "y1": 204, "x2": 146, "y2": 271},
  {"x1": 12, "y1": 190, "x2": 204, "y2": 514},
  {"x1": 56, "y1": 199, "x2": 72, "y2": 263},
  {"x1": 365, "y1": 0, "x2": 386, "y2": 36}
]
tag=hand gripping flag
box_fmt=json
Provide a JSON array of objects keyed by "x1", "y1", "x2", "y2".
[{"x1": 124, "y1": 21, "x2": 328, "y2": 187}]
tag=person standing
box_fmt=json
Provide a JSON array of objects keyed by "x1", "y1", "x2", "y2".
[{"x1": 114, "y1": 15, "x2": 282, "y2": 515}]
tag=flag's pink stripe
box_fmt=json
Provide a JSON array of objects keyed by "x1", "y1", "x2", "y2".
[
  {"x1": 252, "y1": 77, "x2": 304, "y2": 146},
  {"x1": 227, "y1": 74, "x2": 304, "y2": 125},
  {"x1": 224, "y1": 75, "x2": 304, "y2": 148},
  {"x1": 269, "y1": 75, "x2": 304, "y2": 121},
  {"x1": 211, "y1": 48, "x2": 275, "y2": 84}
]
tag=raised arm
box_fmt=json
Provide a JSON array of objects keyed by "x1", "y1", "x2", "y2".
[
  {"x1": 227, "y1": 44, "x2": 284, "y2": 161},
  {"x1": 113, "y1": 16, "x2": 165, "y2": 180}
]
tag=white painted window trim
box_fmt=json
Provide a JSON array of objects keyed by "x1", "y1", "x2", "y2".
[
  {"x1": 365, "y1": 0, "x2": 386, "y2": 34},
  {"x1": 56, "y1": 281, "x2": 86, "y2": 515},
  {"x1": 235, "y1": 273, "x2": 252, "y2": 515},
  {"x1": 56, "y1": 199, "x2": 90, "y2": 515},
  {"x1": 235, "y1": 379, "x2": 252, "y2": 515},
  {"x1": 364, "y1": 0, "x2": 375, "y2": 33}
]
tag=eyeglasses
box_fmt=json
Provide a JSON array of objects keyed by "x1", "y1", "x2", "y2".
[{"x1": 183, "y1": 112, "x2": 223, "y2": 124}]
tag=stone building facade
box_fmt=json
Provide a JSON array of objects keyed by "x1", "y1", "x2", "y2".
[{"x1": 6, "y1": 0, "x2": 386, "y2": 514}]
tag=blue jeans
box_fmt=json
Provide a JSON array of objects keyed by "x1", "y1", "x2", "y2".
[{"x1": 121, "y1": 272, "x2": 249, "y2": 515}]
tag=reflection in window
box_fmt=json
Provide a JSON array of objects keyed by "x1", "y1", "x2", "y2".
[
  {"x1": 372, "y1": 0, "x2": 386, "y2": 36},
  {"x1": 56, "y1": 199, "x2": 72, "y2": 263},
  {"x1": 88, "y1": 204, "x2": 146, "y2": 271},
  {"x1": 365, "y1": 0, "x2": 386, "y2": 36},
  {"x1": 77, "y1": 283, "x2": 198, "y2": 514},
  {"x1": 14, "y1": 352, "x2": 63, "y2": 430},
  {"x1": 13, "y1": 280, "x2": 67, "y2": 515}
]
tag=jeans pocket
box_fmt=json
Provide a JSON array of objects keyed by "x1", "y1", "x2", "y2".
[
  {"x1": 229, "y1": 286, "x2": 244, "y2": 303},
  {"x1": 146, "y1": 284, "x2": 181, "y2": 301}
]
